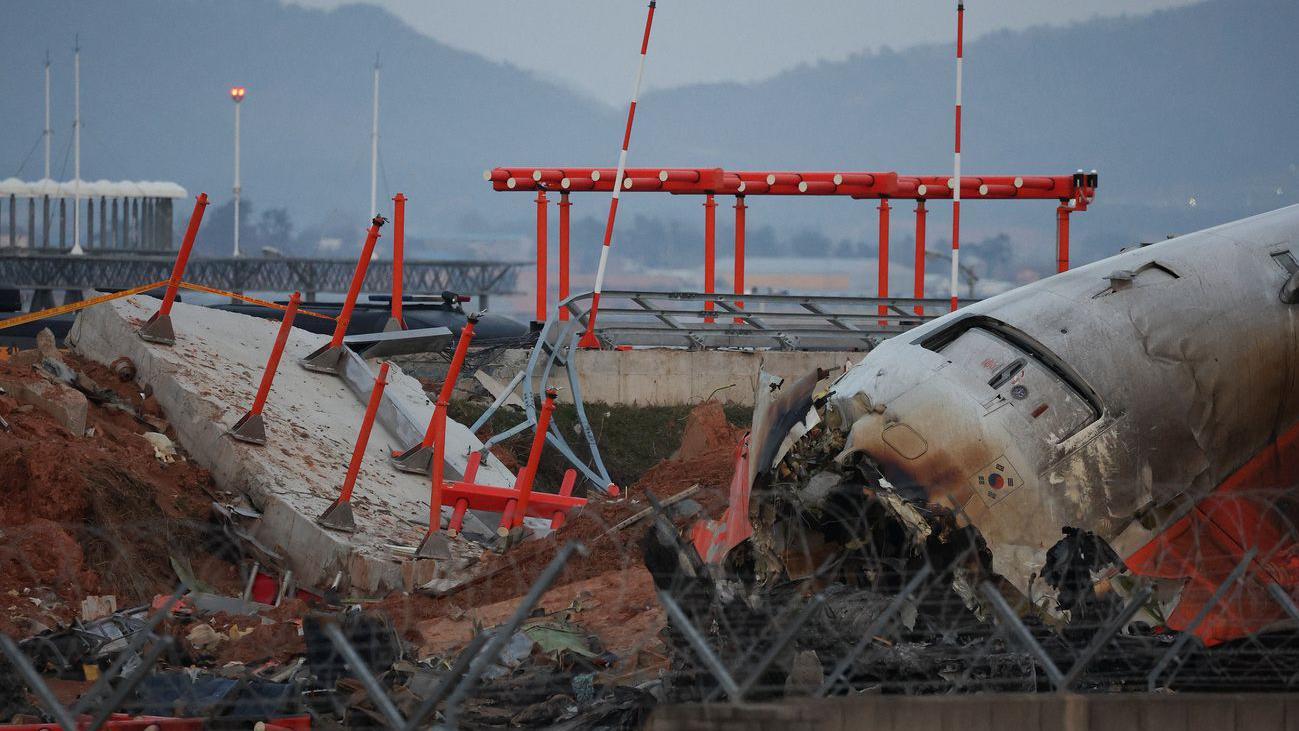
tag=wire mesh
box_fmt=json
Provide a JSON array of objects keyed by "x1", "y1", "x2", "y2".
[{"x1": 2, "y1": 480, "x2": 1299, "y2": 729}]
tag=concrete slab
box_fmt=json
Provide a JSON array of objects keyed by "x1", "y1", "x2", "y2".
[
  {"x1": 67, "y1": 295, "x2": 523, "y2": 596},
  {"x1": 0, "y1": 374, "x2": 88, "y2": 436}
]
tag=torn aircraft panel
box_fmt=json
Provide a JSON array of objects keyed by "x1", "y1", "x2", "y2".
[{"x1": 706, "y1": 204, "x2": 1299, "y2": 644}]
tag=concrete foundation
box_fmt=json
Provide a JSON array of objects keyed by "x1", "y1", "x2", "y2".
[
  {"x1": 648, "y1": 693, "x2": 1299, "y2": 731},
  {"x1": 69, "y1": 295, "x2": 519, "y2": 595},
  {"x1": 485, "y1": 348, "x2": 863, "y2": 407}
]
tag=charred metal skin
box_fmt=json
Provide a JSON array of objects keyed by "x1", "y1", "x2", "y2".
[{"x1": 824, "y1": 204, "x2": 1299, "y2": 640}]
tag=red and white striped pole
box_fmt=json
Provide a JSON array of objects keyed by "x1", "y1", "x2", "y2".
[
  {"x1": 949, "y1": 1, "x2": 965, "y2": 312},
  {"x1": 578, "y1": 0, "x2": 657, "y2": 349}
]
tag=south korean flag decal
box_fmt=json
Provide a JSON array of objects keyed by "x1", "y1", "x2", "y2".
[{"x1": 973, "y1": 455, "x2": 1024, "y2": 506}]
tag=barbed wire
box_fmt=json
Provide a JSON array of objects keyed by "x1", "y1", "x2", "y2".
[{"x1": 2, "y1": 482, "x2": 1299, "y2": 729}]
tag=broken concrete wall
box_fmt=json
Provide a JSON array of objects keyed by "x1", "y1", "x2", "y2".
[
  {"x1": 485, "y1": 348, "x2": 863, "y2": 407},
  {"x1": 68, "y1": 295, "x2": 516, "y2": 595},
  {"x1": 0, "y1": 375, "x2": 87, "y2": 436}
]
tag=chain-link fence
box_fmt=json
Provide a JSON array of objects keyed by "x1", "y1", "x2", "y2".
[{"x1": 3, "y1": 475, "x2": 1299, "y2": 731}]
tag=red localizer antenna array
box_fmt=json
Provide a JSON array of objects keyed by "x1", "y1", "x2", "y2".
[
  {"x1": 317, "y1": 361, "x2": 391, "y2": 533},
  {"x1": 578, "y1": 0, "x2": 658, "y2": 349},
  {"x1": 385, "y1": 193, "x2": 407, "y2": 332},
  {"x1": 229, "y1": 291, "x2": 301, "y2": 444},
  {"x1": 949, "y1": 1, "x2": 965, "y2": 311},
  {"x1": 301, "y1": 215, "x2": 386, "y2": 374},
  {"x1": 138, "y1": 193, "x2": 209, "y2": 345},
  {"x1": 411, "y1": 328, "x2": 479, "y2": 559},
  {"x1": 391, "y1": 314, "x2": 479, "y2": 474}
]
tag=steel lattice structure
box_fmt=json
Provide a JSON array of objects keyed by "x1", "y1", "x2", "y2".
[{"x1": 0, "y1": 252, "x2": 522, "y2": 296}]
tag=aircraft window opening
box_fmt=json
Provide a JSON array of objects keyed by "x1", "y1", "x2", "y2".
[
  {"x1": 1093, "y1": 261, "x2": 1180, "y2": 297},
  {"x1": 1135, "y1": 261, "x2": 1179, "y2": 279},
  {"x1": 988, "y1": 358, "x2": 1026, "y2": 389},
  {"x1": 1270, "y1": 250, "x2": 1298, "y2": 275},
  {"x1": 921, "y1": 319, "x2": 1100, "y2": 443}
]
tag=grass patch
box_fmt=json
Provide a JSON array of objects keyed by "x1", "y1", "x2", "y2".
[{"x1": 446, "y1": 399, "x2": 751, "y2": 492}]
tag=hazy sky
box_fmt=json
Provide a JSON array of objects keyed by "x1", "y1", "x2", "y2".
[{"x1": 286, "y1": 0, "x2": 1201, "y2": 105}]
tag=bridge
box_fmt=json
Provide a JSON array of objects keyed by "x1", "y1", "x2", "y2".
[{"x1": 0, "y1": 250, "x2": 523, "y2": 308}]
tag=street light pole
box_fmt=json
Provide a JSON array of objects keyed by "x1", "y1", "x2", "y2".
[
  {"x1": 230, "y1": 86, "x2": 245, "y2": 257},
  {"x1": 71, "y1": 37, "x2": 83, "y2": 255},
  {"x1": 43, "y1": 51, "x2": 51, "y2": 181}
]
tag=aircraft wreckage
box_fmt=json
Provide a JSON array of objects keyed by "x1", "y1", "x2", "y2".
[{"x1": 688, "y1": 203, "x2": 1299, "y2": 646}]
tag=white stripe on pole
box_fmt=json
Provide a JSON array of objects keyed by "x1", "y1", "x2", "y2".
[
  {"x1": 370, "y1": 55, "x2": 380, "y2": 219},
  {"x1": 594, "y1": 245, "x2": 610, "y2": 284},
  {"x1": 580, "y1": 1, "x2": 657, "y2": 346},
  {"x1": 949, "y1": 2, "x2": 963, "y2": 309},
  {"x1": 611, "y1": 148, "x2": 630, "y2": 201}
]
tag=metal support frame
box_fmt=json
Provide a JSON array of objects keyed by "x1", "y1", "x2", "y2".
[
  {"x1": 562, "y1": 288, "x2": 947, "y2": 350},
  {"x1": 703, "y1": 193, "x2": 716, "y2": 322},
  {"x1": 467, "y1": 286, "x2": 956, "y2": 494},
  {"x1": 468, "y1": 305, "x2": 617, "y2": 493},
  {"x1": 733, "y1": 194, "x2": 746, "y2": 324},
  {"x1": 877, "y1": 197, "x2": 890, "y2": 322},
  {"x1": 0, "y1": 253, "x2": 522, "y2": 303},
  {"x1": 558, "y1": 191, "x2": 571, "y2": 321},
  {"x1": 1057, "y1": 203, "x2": 1073, "y2": 273},
  {"x1": 913, "y1": 200, "x2": 927, "y2": 315},
  {"x1": 535, "y1": 190, "x2": 548, "y2": 323}
]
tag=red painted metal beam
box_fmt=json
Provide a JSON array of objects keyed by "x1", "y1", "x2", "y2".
[
  {"x1": 704, "y1": 193, "x2": 716, "y2": 322},
  {"x1": 535, "y1": 190, "x2": 548, "y2": 322},
  {"x1": 733, "y1": 195, "x2": 746, "y2": 324},
  {"x1": 558, "y1": 191, "x2": 571, "y2": 321},
  {"x1": 486, "y1": 166, "x2": 1096, "y2": 202}
]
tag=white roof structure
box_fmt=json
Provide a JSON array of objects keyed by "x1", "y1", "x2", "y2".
[{"x1": 0, "y1": 178, "x2": 187, "y2": 199}]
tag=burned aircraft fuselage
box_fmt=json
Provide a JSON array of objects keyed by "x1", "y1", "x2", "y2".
[{"x1": 820, "y1": 205, "x2": 1299, "y2": 640}]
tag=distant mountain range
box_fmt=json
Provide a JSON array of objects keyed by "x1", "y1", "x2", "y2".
[{"x1": 3, "y1": 0, "x2": 1296, "y2": 269}]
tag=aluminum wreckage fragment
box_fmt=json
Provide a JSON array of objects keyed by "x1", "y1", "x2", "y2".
[{"x1": 695, "y1": 204, "x2": 1299, "y2": 643}]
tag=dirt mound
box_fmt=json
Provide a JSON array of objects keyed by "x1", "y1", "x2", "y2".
[
  {"x1": 0, "y1": 352, "x2": 229, "y2": 636},
  {"x1": 374, "y1": 399, "x2": 748, "y2": 657},
  {"x1": 670, "y1": 400, "x2": 745, "y2": 462},
  {"x1": 630, "y1": 399, "x2": 744, "y2": 520},
  {"x1": 216, "y1": 618, "x2": 306, "y2": 665}
]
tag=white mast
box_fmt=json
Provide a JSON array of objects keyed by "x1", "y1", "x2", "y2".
[
  {"x1": 231, "y1": 86, "x2": 245, "y2": 257},
  {"x1": 43, "y1": 51, "x2": 51, "y2": 181},
  {"x1": 369, "y1": 54, "x2": 380, "y2": 218},
  {"x1": 71, "y1": 36, "x2": 83, "y2": 255}
]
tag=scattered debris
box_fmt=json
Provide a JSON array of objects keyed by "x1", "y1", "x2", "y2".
[
  {"x1": 140, "y1": 432, "x2": 179, "y2": 463},
  {"x1": 79, "y1": 596, "x2": 117, "y2": 622}
]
